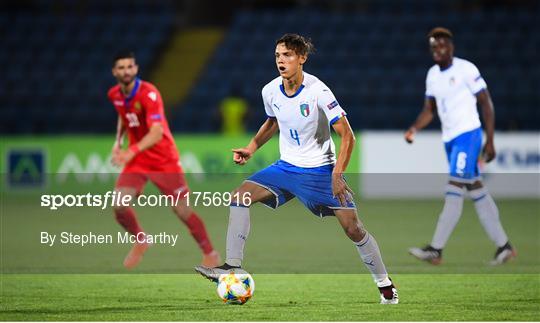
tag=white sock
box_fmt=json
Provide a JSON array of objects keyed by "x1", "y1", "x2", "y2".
[
  {"x1": 354, "y1": 232, "x2": 390, "y2": 286},
  {"x1": 469, "y1": 187, "x2": 508, "y2": 247},
  {"x1": 431, "y1": 184, "x2": 465, "y2": 249},
  {"x1": 225, "y1": 205, "x2": 250, "y2": 267}
]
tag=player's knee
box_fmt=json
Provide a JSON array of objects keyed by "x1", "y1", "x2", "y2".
[
  {"x1": 344, "y1": 222, "x2": 364, "y2": 241},
  {"x1": 113, "y1": 204, "x2": 129, "y2": 214},
  {"x1": 173, "y1": 204, "x2": 191, "y2": 221},
  {"x1": 230, "y1": 187, "x2": 252, "y2": 207},
  {"x1": 449, "y1": 180, "x2": 465, "y2": 189},
  {"x1": 466, "y1": 181, "x2": 483, "y2": 191}
]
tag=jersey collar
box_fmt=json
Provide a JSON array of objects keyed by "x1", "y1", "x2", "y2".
[
  {"x1": 279, "y1": 83, "x2": 305, "y2": 98},
  {"x1": 439, "y1": 59, "x2": 454, "y2": 72},
  {"x1": 123, "y1": 77, "x2": 141, "y2": 105}
]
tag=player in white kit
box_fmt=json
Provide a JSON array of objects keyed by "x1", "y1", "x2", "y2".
[
  {"x1": 405, "y1": 27, "x2": 516, "y2": 266},
  {"x1": 196, "y1": 34, "x2": 398, "y2": 304}
]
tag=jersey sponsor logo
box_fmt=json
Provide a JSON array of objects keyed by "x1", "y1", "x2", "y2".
[
  {"x1": 113, "y1": 100, "x2": 124, "y2": 106},
  {"x1": 300, "y1": 103, "x2": 310, "y2": 117},
  {"x1": 273, "y1": 103, "x2": 280, "y2": 110},
  {"x1": 327, "y1": 100, "x2": 339, "y2": 110},
  {"x1": 134, "y1": 101, "x2": 142, "y2": 111},
  {"x1": 148, "y1": 91, "x2": 157, "y2": 102},
  {"x1": 449, "y1": 77, "x2": 455, "y2": 86}
]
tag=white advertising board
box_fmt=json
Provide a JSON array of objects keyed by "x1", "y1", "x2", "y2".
[{"x1": 360, "y1": 131, "x2": 539, "y2": 198}]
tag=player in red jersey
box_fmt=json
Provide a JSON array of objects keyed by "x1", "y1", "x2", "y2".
[{"x1": 108, "y1": 50, "x2": 221, "y2": 269}]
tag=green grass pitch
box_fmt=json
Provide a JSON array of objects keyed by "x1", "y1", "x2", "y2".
[
  {"x1": 1, "y1": 197, "x2": 539, "y2": 321},
  {"x1": 1, "y1": 274, "x2": 539, "y2": 321}
]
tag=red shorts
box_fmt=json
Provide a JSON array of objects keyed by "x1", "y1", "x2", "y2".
[{"x1": 116, "y1": 161, "x2": 189, "y2": 196}]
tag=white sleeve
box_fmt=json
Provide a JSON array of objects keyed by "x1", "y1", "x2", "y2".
[
  {"x1": 425, "y1": 71, "x2": 435, "y2": 98},
  {"x1": 464, "y1": 62, "x2": 487, "y2": 95},
  {"x1": 317, "y1": 84, "x2": 346, "y2": 125},
  {"x1": 261, "y1": 88, "x2": 275, "y2": 117}
]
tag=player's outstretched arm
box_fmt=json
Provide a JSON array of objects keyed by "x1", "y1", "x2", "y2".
[
  {"x1": 232, "y1": 117, "x2": 278, "y2": 165},
  {"x1": 331, "y1": 117, "x2": 355, "y2": 206},
  {"x1": 477, "y1": 89, "x2": 496, "y2": 162},
  {"x1": 404, "y1": 97, "x2": 436, "y2": 143}
]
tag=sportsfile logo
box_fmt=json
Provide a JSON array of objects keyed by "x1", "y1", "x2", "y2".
[{"x1": 6, "y1": 149, "x2": 46, "y2": 188}]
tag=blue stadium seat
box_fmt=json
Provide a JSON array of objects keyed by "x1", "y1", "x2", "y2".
[
  {"x1": 1, "y1": 1, "x2": 175, "y2": 134},
  {"x1": 174, "y1": 6, "x2": 538, "y2": 132}
]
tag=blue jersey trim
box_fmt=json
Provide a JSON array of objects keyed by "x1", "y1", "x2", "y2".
[
  {"x1": 124, "y1": 77, "x2": 141, "y2": 105},
  {"x1": 330, "y1": 113, "x2": 346, "y2": 125},
  {"x1": 439, "y1": 61, "x2": 453, "y2": 72},
  {"x1": 425, "y1": 95, "x2": 436, "y2": 100},
  {"x1": 279, "y1": 83, "x2": 305, "y2": 98}
]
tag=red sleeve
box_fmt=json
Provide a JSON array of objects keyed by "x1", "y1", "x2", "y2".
[
  {"x1": 142, "y1": 88, "x2": 165, "y2": 128},
  {"x1": 107, "y1": 86, "x2": 121, "y2": 113}
]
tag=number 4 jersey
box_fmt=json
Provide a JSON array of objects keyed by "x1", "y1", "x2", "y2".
[
  {"x1": 261, "y1": 72, "x2": 347, "y2": 168},
  {"x1": 108, "y1": 78, "x2": 179, "y2": 167}
]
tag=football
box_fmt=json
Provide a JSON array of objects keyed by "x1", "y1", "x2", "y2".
[{"x1": 217, "y1": 272, "x2": 255, "y2": 305}]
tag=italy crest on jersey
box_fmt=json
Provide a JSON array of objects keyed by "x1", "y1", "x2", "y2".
[{"x1": 300, "y1": 103, "x2": 310, "y2": 117}]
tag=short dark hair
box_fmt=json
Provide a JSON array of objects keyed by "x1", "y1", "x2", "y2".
[
  {"x1": 112, "y1": 50, "x2": 136, "y2": 66},
  {"x1": 276, "y1": 33, "x2": 315, "y2": 56},
  {"x1": 428, "y1": 27, "x2": 453, "y2": 40}
]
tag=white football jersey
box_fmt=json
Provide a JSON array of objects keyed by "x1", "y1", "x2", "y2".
[
  {"x1": 261, "y1": 72, "x2": 347, "y2": 168},
  {"x1": 425, "y1": 57, "x2": 487, "y2": 142}
]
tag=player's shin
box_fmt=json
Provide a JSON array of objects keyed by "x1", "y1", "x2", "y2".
[
  {"x1": 469, "y1": 187, "x2": 509, "y2": 247},
  {"x1": 114, "y1": 207, "x2": 143, "y2": 235},
  {"x1": 430, "y1": 184, "x2": 465, "y2": 249},
  {"x1": 225, "y1": 205, "x2": 250, "y2": 267},
  {"x1": 354, "y1": 232, "x2": 391, "y2": 287},
  {"x1": 184, "y1": 212, "x2": 214, "y2": 254}
]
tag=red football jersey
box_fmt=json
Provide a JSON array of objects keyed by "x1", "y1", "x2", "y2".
[{"x1": 108, "y1": 79, "x2": 179, "y2": 167}]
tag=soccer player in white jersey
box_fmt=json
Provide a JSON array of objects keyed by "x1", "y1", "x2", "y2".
[
  {"x1": 195, "y1": 34, "x2": 398, "y2": 304},
  {"x1": 405, "y1": 27, "x2": 516, "y2": 266}
]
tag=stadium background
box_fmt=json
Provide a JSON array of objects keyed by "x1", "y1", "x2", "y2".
[{"x1": 1, "y1": 0, "x2": 539, "y2": 321}]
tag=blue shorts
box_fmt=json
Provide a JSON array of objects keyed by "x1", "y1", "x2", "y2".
[
  {"x1": 246, "y1": 160, "x2": 356, "y2": 217},
  {"x1": 444, "y1": 127, "x2": 482, "y2": 183}
]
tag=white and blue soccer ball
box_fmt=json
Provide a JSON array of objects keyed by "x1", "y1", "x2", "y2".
[{"x1": 217, "y1": 272, "x2": 255, "y2": 305}]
